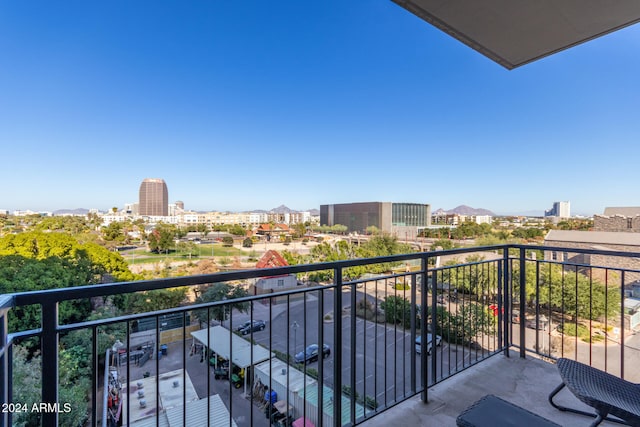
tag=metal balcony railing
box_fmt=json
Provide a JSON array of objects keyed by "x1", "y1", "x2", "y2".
[{"x1": 1, "y1": 244, "x2": 639, "y2": 426}]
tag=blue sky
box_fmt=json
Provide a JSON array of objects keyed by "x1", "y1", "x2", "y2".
[{"x1": 1, "y1": 1, "x2": 639, "y2": 216}]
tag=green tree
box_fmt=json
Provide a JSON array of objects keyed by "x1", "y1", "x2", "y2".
[
  {"x1": 431, "y1": 238, "x2": 454, "y2": 250},
  {"x1": 148, "y1": 223, "x2": 176, "y2": 253},
  {"x1": 292, "y1": 223, "x2": 307, "y2": 239},
  {"x1": 122, "y1": 288, "x2": 188, "y2": 314},
  {"x1": 196, "y1": 223, "x2": 209, "y2": 238},
  {"x1": 222, "y1": 236, "x2": 234, "y2": 247},
  {"x1": 331, "y1": 224, "x2": 348, "y2": 234},
  {"x1": 193, "y1": 283, "x2": 249, "y2": 325},
  {"x1": 556, "y1": 219, "x2": 593, "y2": 231},
  {"x1": 0, "y1": 232, "x2": 136, "y2": 332},
  {"x1": 61, "y1": 305, "x2": 127, "y2": 357},
  {"x1": 307, "y1": 235, "x2": 413, "y2": 280},
  {"x1": 101, "y1": 221, "x2": 125, "y2": 242},
  {"x1": 541, "y1": 266, "x2": 616, "y2": 321},
  {"x1": 177, "y1": 241, "x2": 198, "y2": 259},
  {"x1": 381, "y1": 295, "x2": 412, "y2": 328},
  {"x1": 356, "y1": 234, "x2": 412, "y2": 258},
  {"x1": 34, "y1": 216, "x2": 91, "y2": 235},
  {"x1": 242, "y1": 237, "x2": 253, "y2": 248},
  {"x1": 228, "y1": 225, "x2": 246, "y2": 236},
  {"x1": 511, "y1": 227, "x2": 544, "y2": 240},
  {"x1": 455, "y1": 302, "x2": 497, "y2": 338},
  {"x1": 441, "y1": 258, "x2": 498, "y2": 297},
  {"x1": 281, "y1": 250, "x2": 306, "y2": 266},
  {"x1": 0, "y1": 256, "x2": 91, "y2": 333},
  {"x1": 12, "y1": 344, "x2": 91, "y2": 427},
  {"x1": 365, "y1": 225, "x2": 380, "y2": 235}
]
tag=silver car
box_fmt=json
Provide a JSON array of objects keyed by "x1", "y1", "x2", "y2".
[{"x1": 415, "y1": 333, "x2": 442, "y2": 355}]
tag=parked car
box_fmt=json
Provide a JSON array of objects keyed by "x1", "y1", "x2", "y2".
[
  {"x1": 415, "y1": 333, "x2": 442, "y2": 355},
  {"x1": 512, "y1": 311, "x2": 521, "y2": 323},
  {"x1": 526, "y1": 319, "x2": 548, "y2": 330},
  {"x1": 236, "y1": 320, "x2": 266, "y2": 335},
  {"x1": 294, "y1": 344, "x2": 331, "y2": 364},
  {"x1": 468, "y1": 340, "x2": 483, "y2": 350}
]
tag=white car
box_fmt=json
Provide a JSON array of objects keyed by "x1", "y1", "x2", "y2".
[{"x1": 415, "y1": 333, "x2": 442, "y2": 355}]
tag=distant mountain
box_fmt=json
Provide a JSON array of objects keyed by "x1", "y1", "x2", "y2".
[
  {"x1": 435, "y1": 205, "x2": 495, "y2": 216},
  {"x1": 270, "y1": 205, "x2": 294, "y2": 214},
  {"x1": 268, "y1": 205, "x2": 320, "y2": 214},
  {"x1": 53, "y1": 208, "x2": 89, "y2": 215}
]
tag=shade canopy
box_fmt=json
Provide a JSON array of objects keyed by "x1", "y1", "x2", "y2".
[
  {"x1": 392, "y1": 0, "x2": 640, "y2": 69},
  {"x1": 191, "y1": 325, "x2": 273, "y2": 369}
]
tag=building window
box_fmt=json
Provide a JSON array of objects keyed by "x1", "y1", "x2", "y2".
[
  {"x1": 628, "y1": 218, "x2": 633, "y2": 229},
  {"x1": 552, "y1": 252, "x2": 558, "y2": 261},
  {"x1": 563, "y1": 252, "x2": 569, "y2": 261},
  {"x1": 277, "y1": 279, "x2": 284, "y2": 287}
]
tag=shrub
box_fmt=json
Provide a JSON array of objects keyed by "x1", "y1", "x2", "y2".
[
  {"x1": 364, "y1": 396, "x2": 379, "y2": 409},
  {"x1": 393, "y1": 282, "x2": 410, "y2": 290},
  {"x1": 559, "y1": 322, "x2": 590, "y2": 340},
  {"x1": 242, "y1": 237, "x2": 253, "y2": 248}
]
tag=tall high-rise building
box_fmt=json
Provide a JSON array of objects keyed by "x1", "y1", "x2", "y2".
[
  {"x1": 139, "y1": 178, "x2": 169, "y2": 216},
  {"x1": 544, "y1": 201, "x2": 570, "y2": 218}
]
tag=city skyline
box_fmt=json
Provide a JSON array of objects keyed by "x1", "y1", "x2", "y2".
[
  {"x1": 1, "y1": 2, "x2": 639, "y2": 216},
  {"x1": 2, "y1": 198, "x2": 595, "y2": 219}
]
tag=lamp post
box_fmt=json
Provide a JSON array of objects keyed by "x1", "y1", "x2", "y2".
[
  {"x1": 222, "y1": 296, "x2": 227, "y2": 328},
  {"x1": 112, "y1": 339, "x2": 125, "y2": 373},
  {"x1": 291, "y1": 321, "x2": 299, "y2": 353}
]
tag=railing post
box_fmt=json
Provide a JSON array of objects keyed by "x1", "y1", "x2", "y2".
[
  {"x1": 41, "y1": 300, "x2": 59, "y2": 426},
  {"x1": 410, "y1": 271, "x2": 417, "y2": 394},
  {"x1": 421, "y1": 256, "x2": 429, "y2": 404},
  {"x1": 317, "y1": 290, "x2": 324, "y2": 427},
  {"x1": 350, "y1": 272, "x2": 357, "y2": 426},
  {"x1": 498, "y1": 252, "x2": 505, "y2": 355},
  {"x1": 1, "y1": 298, "x2": 11, "y2": 427},
  {"x1": 333, "y1": 268, "x2": 342, "y2": 427},
  {"x1": 519, "y1": 248, "x2": 526, "y2": 359},
  {"x1": 498, "y1": 251, "x2": 513, "y2": 357},
  {"x1": 620, "y1": 270, "x2": 625, "y2": 380}
]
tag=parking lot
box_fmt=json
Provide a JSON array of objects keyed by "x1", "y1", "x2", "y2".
[{"x1": 112, "y1": 283, "x2": 484, "y2": 426}]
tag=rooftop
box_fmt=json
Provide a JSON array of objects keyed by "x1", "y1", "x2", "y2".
[
  {"x1": 545, "y1": 229, "x2": 640, "y2": 246},
  {"x1": 602, "y1": 207, "x2": 640, "y2": 217}
]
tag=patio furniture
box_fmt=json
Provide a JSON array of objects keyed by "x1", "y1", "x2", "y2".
[
  {"x1": 457, "y1": 394, "x2": 560, "y2": 427},
  {"x1": 549, "y1": 358, "x2": 640, "y2": 426}
]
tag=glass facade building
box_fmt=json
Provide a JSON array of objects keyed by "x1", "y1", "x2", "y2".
[{"x1": 320, "y1": 202, "x2": 430, "y2": 235}]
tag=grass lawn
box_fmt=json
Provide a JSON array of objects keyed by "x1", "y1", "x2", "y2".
[{"x1": 124, "y1": 244, "x2": 245, "y2": 264}]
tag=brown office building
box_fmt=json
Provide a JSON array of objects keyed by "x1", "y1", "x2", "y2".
[{"x1": 139, "y1": 178, "x2": 169, "y2": 216}]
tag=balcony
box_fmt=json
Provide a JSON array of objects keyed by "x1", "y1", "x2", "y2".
[{"x1": 2, "y1": 244, "x2": 639, "y2": 426}]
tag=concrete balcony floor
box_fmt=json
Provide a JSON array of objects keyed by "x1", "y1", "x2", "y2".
[{"x1": 364, "y1": 350, "x2": 620, "y2": 427}]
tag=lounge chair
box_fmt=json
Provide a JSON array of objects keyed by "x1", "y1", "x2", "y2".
[{"x1": 549, "y1": 358, "x2": 640, "y2": 426}]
